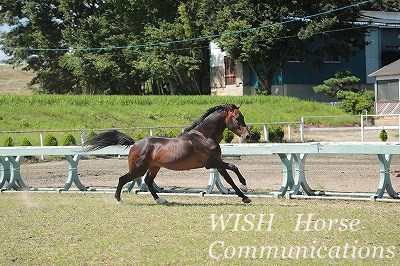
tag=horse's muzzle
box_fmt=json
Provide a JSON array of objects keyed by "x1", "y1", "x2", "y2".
[{"x1": 241, "y1": 127, "x2": 251, "y2": 140}]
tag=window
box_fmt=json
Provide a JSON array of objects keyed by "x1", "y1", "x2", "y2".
[
  {"x1": 377, "y1": 79, "x2": 399, "y2": 101},
  {"x1": 224, "y1": 57, "x2": 236, "y2": 85}
]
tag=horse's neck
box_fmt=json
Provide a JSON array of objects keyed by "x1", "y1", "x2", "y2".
[{"x1": 194, "y1": 113, "x2": 226, "y2": 143}]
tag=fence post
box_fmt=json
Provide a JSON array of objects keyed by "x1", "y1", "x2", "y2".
[
  {"x1": 81, "y1": 130, "x2": 86, "y2": 144},
  {"x1": 287, "y1": 124, "x2": 291, "y2": 141},
  {"x1": 300, "y1": 117, "x2": 305, "y2": 142},
  {"x1": 360, "y1": 115, "x2": 364, "y2": 142},
  {"x1": 149, "y1": 128, "x2": 154, "y2": 136},
  {"x1": 263, "y1": 124, "x2": 269, "y2": 142},
  {"x1": 398, "y1": 115, "x2": 400, "y2": 142},
  {"x1": 39, "y1": 132, "x2": 44, "y2": 160}
]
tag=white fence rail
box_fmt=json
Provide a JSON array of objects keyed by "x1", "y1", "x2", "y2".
[
  {"x1": 1, "y1": 115, "x2": 400, "y2": 145},
  {"x1": 1, "y1": 143, "x2": 400, "y2": 201}
]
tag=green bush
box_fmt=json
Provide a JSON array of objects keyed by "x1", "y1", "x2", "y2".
[
  {"x1": 3, "y1": 136, "x2": 14, "y2": 147},
  {"x1": 44, "y1": 134, "x2": 58, "y2": 146},
  {"x1": 155, "y1": 130, "x2": 164, "y2": 137},
  {"x1": 86, "y1": 130, "x2": 97, "y2": 139},
  {"x1": 249, "y1": 126, "x2": 261, "y2": 143},
  {"x1": 21, "y1": 137, "x2": 32, "y2": 146},
  {"x1": 154, "y1": 129, "x2": 176, "y2": 138},
  {"x1": 380, "y1": 129, "x2": 388, "y2": 142},
  {"x1": 337, "y1": 90, "x2": 374, "y2": 115},
  {"x1": 223, "y1": 128, "x2": 234, "y2": 143},
  {"x1": 62, "y1": 133, "x2": 77, "y2": 146},
  {"x1": 269, "y1": 125, "x2": 284, "y2": 143},
  {"x1": 167, "y1": 130, "x2": 176, "y2": 138},
  {"x1": 135, "y1": 132, "x2": 145, "y2": 140}
]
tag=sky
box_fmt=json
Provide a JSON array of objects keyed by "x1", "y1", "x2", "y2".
[{"x1": 0, "y1": 24, "x2": 11, "y2": 63}]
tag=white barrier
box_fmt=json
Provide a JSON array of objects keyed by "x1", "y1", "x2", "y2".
[{"x1": 1, "y1": 143, "x2": 400, "y2": 200}]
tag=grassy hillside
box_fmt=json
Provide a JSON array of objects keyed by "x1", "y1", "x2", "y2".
[
  {"x1": 0, "y1": 66, "x2": 357, "y2": 145},
  {"x1": 0, "y1": 94, "x2": 352, "y2": 131},
  {"x1": 0, "y1": 94, "x2": 359, "y2": 145}
]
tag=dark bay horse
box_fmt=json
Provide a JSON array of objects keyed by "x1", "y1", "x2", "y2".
[{"x1": 83, "y1": 104, "x2": 251, "y2": 204}]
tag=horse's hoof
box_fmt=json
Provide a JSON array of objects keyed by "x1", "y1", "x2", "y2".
[
  {"x1": 117, "y1": 199, "x2": 124, "y2": 204},
  {"x1": 156, "y1": 198, "x2": 168, "y2": 204},
  {"x1": 242, "y1": 198, "x2": 252, "y2": 204},
  {"x1": 240, "y1": 184, "x2": 248, "y2": 192}
]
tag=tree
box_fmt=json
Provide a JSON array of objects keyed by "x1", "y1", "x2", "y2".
[
  {"x1": 313, "y1": 69, "x2": 360, "y2": 99},
  {"x1": 196, "y1": 0, "x2": 369, "y2": 94},
  {"x1": 313, "y1": 70, "x2": 374, "y2": 115},
  {"x1": 0, "y1": 0, "x2": 77, "y2": 93},
  {"x1": 0, "y1": 0, "x2": 208, "y2": 94},
  {"x1": 0, "y1": 0, "x2": 393, "y2": 95},
  {"x1": 134, "y1": 2, "x2": 209, "y2": 94}
]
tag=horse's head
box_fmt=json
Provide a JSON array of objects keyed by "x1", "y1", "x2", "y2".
[{"x1": 225, "y1": 104, "x2": 251, "y2": 140}]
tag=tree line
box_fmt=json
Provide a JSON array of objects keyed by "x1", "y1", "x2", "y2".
[{"x1": 0, "y1": 0, "x2": 398, "y2": 95}]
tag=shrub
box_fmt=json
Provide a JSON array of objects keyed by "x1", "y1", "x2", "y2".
[
  {"x1": 62, "y1": 133, "x2": 77, "y2": 146},
  {"x1": 337, "y1": 90, "x2": 374, "y2": 115},
  {"x1": 21, "y1": 138, "x2": 32, "y2": 146},
  {"x1": 166, "y1": 130, "x2": 176, "y2": 138},
  {"x1": 3, "y1": 136, "x2": 14, "y2": 147},
  {"x1": 380, "y1": 129, "x2": 388, "y2": 142},
  {"x1": 86, "y1": 130, "x2": 97, "y2": 139},
  {"x1": 135, "y1": 132, "x2": 145, "y2": 140},
  {"x1": 249, "y1": 126, "x2": 261, "y2": 143},
  {"x1": 269, "y1": 125, "x2": 284, "y2": 143},
  {"x1": 44, "y1": 134, "x2": 58, "y2": 146},
  {"x1": 223, "y1": 128, "x2": 234, "y2": 143},
  {"x1": 155, "y1": 130, "x2": 164, "y2": 137}
]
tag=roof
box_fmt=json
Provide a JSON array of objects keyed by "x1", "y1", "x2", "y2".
[
  {"x1": 369, "y1": 59, "x2": 400, "y2": 77},
  {"x1": 360, "y1": 11, "x2": 400, "y2": 26}
]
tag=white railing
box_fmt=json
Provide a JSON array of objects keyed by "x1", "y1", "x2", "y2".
[
  {"x1": 2, "y1": 115, "x2": 400, "y2": 145},
  {"x1": 1, "y1": 143, "x2": 400, "y2": 201},
  {"x1": 300, "y1": 114, "x2": 400, "y2": 142}
]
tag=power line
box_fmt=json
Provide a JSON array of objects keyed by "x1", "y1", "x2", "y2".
[
  {"x1": 2, "y1": 0, "x2": 374, "y2": 52},
  {"x1": 20, "y1": 24, "x2": 371, "y2": 62}
]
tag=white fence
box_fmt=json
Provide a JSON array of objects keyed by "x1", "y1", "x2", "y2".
[
  {"x1": 1, "y1": 143, "x2": 400, "y2": 201},
  {"x1": 300, "y1": 114, "x2": 400, "y2": 142},
  {"x1": 1, "y1": 115, "x2": 400, "y2": 145}
]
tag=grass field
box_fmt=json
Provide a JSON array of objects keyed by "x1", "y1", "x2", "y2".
[
  {"x1": 0, "y1": 65, "x2": 360, "y2": 145},
  {"x1": 0, "y1": 94, "x2": 359, "y2": 145},
  {"x1": 1, "y1": 192, "x2": 399, "y2": 265}
]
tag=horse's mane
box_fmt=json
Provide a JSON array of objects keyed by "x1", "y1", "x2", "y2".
[{"x1": 184, "y1": 104, "x2": 238, "y2": 132}]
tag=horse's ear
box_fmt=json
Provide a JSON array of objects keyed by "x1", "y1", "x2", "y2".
[{"x1": 237, "y1": 103, "x2": 242, "y2": 109}]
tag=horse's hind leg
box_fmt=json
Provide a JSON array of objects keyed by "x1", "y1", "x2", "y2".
[
  {"x1": 115, "y1": 169, "x2": 146, "y2": 203},
  {"x1": 144, "y1": 167, "x2": 167, "y2": 204}
]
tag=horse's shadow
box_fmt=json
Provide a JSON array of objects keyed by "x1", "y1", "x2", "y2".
[{"x1": 124, "y1": 200, "x2": 245, "y2": 207}]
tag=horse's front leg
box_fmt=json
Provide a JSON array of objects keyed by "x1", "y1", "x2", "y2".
[
  {"x1": 225, "y1": 162, "x2": 248, "y2": 191},
  {"x1": 216, "y1": 161, "x2": 248, "y2": 191},
  {"x1": 217, "y1": 168, "x2": 251, "y2": 204}
]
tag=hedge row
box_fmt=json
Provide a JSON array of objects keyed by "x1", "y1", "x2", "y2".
[
  {"x1": 2, "y1": 133, "x2": 77, "y2": 147},
  {"x1": 2, "y1": 126, "x2": 286, "y2": 147}
]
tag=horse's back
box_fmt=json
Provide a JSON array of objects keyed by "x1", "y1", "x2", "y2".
[{"x1": 127, "y1": 133, "x2": 220, "y2": 171}]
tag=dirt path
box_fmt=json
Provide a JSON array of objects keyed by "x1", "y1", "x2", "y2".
[{"x1": 18, "y1": 154, "x2": 400, "y2": 196}]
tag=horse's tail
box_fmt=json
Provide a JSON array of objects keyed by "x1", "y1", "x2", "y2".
[{"x1": 82, "y1": 130, "x2": 135, "y2": 151}]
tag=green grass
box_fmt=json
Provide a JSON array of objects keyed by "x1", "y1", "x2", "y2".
[
  {"x1": 1, "y1": 193, "x2": 399, "y2": 265},
  {"x1": 0, "y1": 94, "x2": 356, "y2": 130},
  {"x1": 0, "y1": 94, "x2": 361, "y2": 145}
]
